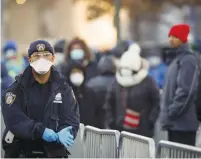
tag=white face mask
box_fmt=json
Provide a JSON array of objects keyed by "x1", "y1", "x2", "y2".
[
  {"x1": 147, "y1": 56, "x2": 161, "y2": 67},
  {"x1": 70, "y1": 72, "x2": 84, "y2": 86},
  {"x1": 5, "y1": 50, "x2": 17, "y2": 59},
  {"x1": 30, "y1": 58, "x2": 53, "y2": 75}
]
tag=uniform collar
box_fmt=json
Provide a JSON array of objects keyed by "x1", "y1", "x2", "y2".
[
  {"x1": 30, "y1": 69, "x2": 53, "y2": 86},
  {"x1": 16, "y1": 65, "x2": 68, "y2": 91}
]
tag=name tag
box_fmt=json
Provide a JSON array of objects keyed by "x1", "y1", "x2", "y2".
[{"x1": 53, "y1": 100, "x2": 62, "y2": 103}]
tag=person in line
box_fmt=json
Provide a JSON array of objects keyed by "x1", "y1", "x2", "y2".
[
  {"x1": 87, "y1": 55, "x2": 116, "y2": 128},
  {"x1": 160, "y1": 24, "x2": 199, "y2": 146},
  {"x1": 2, "y1": 40, "x2": 28, "y2": 81},
  {"x1": 60, "y1": 37, "x2": 98, "y2": 81},
  {"x1": 104, "y1": 44, "x2": 160, "y2": 137},
  {"x1": 64, "y1": 61, "x2": 102, "y2": 128}
]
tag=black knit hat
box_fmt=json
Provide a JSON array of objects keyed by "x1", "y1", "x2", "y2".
[{"x1": 28, "y1": 40, "x2": 54, "y2": 57}]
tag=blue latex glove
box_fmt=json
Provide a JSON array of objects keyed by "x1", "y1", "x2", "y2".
[
  {"x1": 57, "y1": 126, "x2": 74, "y2": 148},
  {"x1": 42, "y1": 128, "x2": 58, "y2": 142}
]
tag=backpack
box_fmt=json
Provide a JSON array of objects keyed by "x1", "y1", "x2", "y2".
[{"x1": 190, "y1": 52, "x2": 201, "y2": 122}]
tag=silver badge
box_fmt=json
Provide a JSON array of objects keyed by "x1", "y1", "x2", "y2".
[
  {"x1": 5, "y1": 92, "x2": 16, "y2": 106},
  {"x1": 36, "y1": 44, "x2": 45, "y2": 52},
  {"x1": 55, "y1": 93, "x2": 62, "y2": 101}
]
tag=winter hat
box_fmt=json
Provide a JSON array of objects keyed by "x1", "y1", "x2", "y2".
[
  {"x1": 54, "y1": 39, "x2": 66, "y2": 53},
  {"x1": 119, "y1": 51, "x2": 142, "y2": 71},
  {"x1": 127, "y1": 43, "x2": 141, "y2": 55},
  {"x1": 116, "y1": 51, "x2": 148, "y2": 87},
  {"x1": 28, "y1": 40, "x2": 54, "y2": 57},
  {"x1": 168, "y1": 24, "x2": 190, "y2": 43},
  {"x1": 3, "y1": 40, "x2": 17, "y2": 53}
]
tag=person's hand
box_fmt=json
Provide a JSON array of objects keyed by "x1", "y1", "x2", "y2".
[
  {"x1": 42, "y1": 128, "x2": 58, "y2": 142},
  {"x1": 57, "y1": 126, "x2": 74, "y2": 148}
]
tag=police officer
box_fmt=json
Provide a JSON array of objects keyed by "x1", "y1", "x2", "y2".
[{"x1": 2, "y1": 40, "x2": 80, "y2": 158}]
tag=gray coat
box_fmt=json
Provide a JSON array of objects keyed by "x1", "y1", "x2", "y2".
[
  {"x1": 160, "y1": 44, "x2": 200, "y2": 131},
  {"x1": 87, "y1": 56, "x2": 115, "y2": 111}
]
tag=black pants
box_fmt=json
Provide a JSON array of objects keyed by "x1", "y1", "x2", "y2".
[{"x1": 168, "y1": 130, "x2": 196, "y2": 146}]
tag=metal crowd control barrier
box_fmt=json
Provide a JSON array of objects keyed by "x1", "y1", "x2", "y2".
[
  {"x1": 196, "y1": 124, "x2": 201, "y2": 148},
  {"x1": 68, "y1": 123, "x2": 85, "y2": 158},
  {"x1": 1, "y1": 113, "x2": 5, "y2": 158},
  {"x1": 118, "y1": 131, "x2": 155, "y2": 158},
  {"x1": 83, "y1": 126, "x2": 120, "y2": 158},
  {"x1": 156, "y1": 140, "x2": 201, "y2": 158}
]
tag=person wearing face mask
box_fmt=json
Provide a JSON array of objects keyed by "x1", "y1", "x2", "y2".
[
  {"x1": 2, "y1": 40, "x2": 28, "y2": 81},
  {"x1": 53, "y1": 39, "x2": 66, "y2": 67},
  {"x1": 60, "y1": 37, "x2": 98, "y2": 82},
  {"x1": 2, "y1": 40, "x2": 80, "y2": 158},
  {"x1": 104, "y1": 46, "x2": 160, "y2": 137},
  {"x1": 1, "y1": 62, "x2": 13, "y2": 97},
  {"x1": 64, "y1": 61, "x2": 102, "y2": 128},
  {"x1": 147, "y1": 55, "x2": 167, "y2": 89}
]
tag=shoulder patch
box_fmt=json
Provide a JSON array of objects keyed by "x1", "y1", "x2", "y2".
[{"x1": 5, "y1": 92, "x2": 16, "y2": 106}]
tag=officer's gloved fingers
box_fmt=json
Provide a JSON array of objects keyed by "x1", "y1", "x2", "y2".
[
  {"x1": 67, "y1": 134, "x2": 74, "y2": 140},
  {"x1": 66, "y1": 139, "x2": 74, "y2": 146},
  {"x1": 63, "y1": 143, "x2": 68, "y2": 149}
]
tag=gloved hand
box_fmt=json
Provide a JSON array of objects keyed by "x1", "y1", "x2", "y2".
[
  {"x1": 57, "y1": 126, "x2": 74, "y2": 148},
  {"x1": 42, "y1": 128, "x2": 58, "y2": 142}
]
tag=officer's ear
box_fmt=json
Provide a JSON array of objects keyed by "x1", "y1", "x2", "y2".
[
  {"x1": 51, "y1": 55, "x2": 55, "y2": 63},
  {"x1": 28, "y1": 57, "x2": 32, "y2": 63}
]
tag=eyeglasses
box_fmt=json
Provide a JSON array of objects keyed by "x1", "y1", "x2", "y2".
[{"x1": 31, "y1": 52, "x2": 53, "y2": 61}]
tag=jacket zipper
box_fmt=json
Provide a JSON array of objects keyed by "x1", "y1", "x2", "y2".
[{"x1": 43, "y1": 85, "x2": 60, "y2": 129}]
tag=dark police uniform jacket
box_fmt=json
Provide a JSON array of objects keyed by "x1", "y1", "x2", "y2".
[{"x1": 2, "y1": 66, "x2": 80, "y2": 157}]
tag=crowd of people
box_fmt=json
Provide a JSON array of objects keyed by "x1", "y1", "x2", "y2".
[{"x1": 1, "y1": 24, "x2": 201, "y2": 149}]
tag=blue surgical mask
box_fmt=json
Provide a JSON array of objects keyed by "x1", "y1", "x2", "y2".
[{"x1": 70, "y1": 49, "x2": 84, "y2": 60}]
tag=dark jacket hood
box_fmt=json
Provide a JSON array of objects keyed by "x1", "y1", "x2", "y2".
[{"x1": 98, "y1": 55, "x2": 115, "y2": 75}]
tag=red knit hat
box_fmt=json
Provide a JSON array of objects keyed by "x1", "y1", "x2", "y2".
[{"x1": 168, "y1": 24, "x2": 190, "y2": 43}]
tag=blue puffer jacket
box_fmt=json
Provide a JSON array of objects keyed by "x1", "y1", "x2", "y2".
[
  {"x1": 160, "y1": 44, "x2": 200, "y2": 131},
  {"x1": 148, "y1": 63, "x2": 167, "y2": 89},
  {"x1": 1, "y1": 63, "x2": 13, "y2": 96}
]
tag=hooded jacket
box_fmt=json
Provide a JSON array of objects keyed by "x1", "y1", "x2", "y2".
[
  {"x1": 86, "y1": 56, "x2": 115, "y2": 128},
  {"x1": 59, "y1": 38, "x2": 98, "y2": 81},
  {"x1": 160, "y1": 44, "x2": 199, "y2": 131},
  {"x1": 64, "y1": 61, "x2": 103, "y2": 128},
  {"x1": 104, "y1": 49, "x2": 160, "y2": 137},
  {"x1": 1, "y1": 63, "x2": 13, "y2": 96}
]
